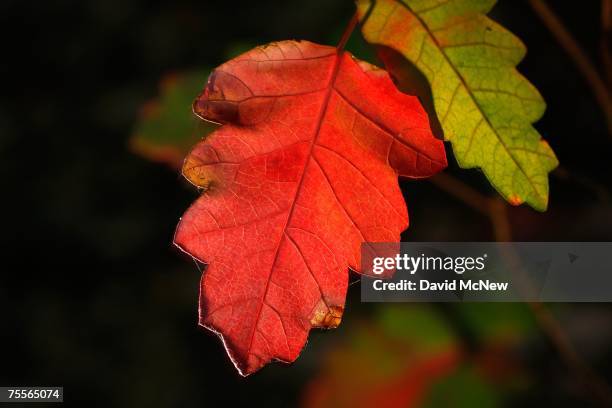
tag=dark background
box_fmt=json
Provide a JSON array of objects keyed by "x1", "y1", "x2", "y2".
[{"x1": 1, "y1": 0, "x2": 611, "y2": 407}]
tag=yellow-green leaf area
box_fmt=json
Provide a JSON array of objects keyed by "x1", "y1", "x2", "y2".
[{"x1": 357, "y1": 0, "x2": 558, "y2": 210}]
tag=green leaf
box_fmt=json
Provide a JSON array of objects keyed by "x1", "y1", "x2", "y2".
[
  {"x1": 130, "y1": 70, "x2": 217, "y2": 168},
  {"x1": 456, "y1": 303, "x2": 536, "y2": 342},
  {"x1": 356, "y1": 0, "x2": 558, "y2": 210},
  {"x1": 423, "y1": 365, "x2": 501, "y2": 408},
  {"x1": 377, "y1": 305, "x2": 456, "y2": 352}
]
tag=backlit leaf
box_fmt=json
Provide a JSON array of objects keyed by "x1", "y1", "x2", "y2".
[
  {"x1": 357, "y1": 0, "x2": 559, "y2": 210},
  {"x1": 174, "y1": 40, "x2": 446, "y2": 375}
]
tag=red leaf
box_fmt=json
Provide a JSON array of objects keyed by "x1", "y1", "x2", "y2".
[
  {"x1": 304, "y1": 348, "x2": 460, "y2": 408},
  {"x1": 174, "y1": 40, "x2": 446, "y2": 375}
]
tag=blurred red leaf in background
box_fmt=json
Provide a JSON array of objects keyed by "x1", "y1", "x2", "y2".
[
  {"x1": 303, "y1": 306, "x2": 461, "y2": 408},
  {"x1": 303, "y1": 305, "x2": 535, "y2": 408}
]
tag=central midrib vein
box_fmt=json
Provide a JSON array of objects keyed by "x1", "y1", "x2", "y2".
[
  {"x1": 396, "y1": 1, "x2": 543, "y2": 202},
  {"x1": 244, "y1": 47, "x2": 348, "y2": 361}
]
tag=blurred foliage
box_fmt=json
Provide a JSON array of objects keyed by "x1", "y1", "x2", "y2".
[
  {"x1": 423, "y1": 366, "x2": 500, "y2": 408},
  {"x1": 303, "y1": 306, "x2": 460, "y2": 408},
  {"x1": 130, "y1": 70, "x2": 216, "y2": 168},
  {"x1": 303, "y1": 304, "x2": 536, "y2": 408}
]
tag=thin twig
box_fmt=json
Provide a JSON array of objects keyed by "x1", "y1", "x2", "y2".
[
  {"x1": 337, "y1": 11, "x2": 359, "y2": 53},
  {"x1": 553, "y1": 166, "x2": 612, "y2": 204},
  {"x1": 427, "y1": 173, "x2": 511, "y2": 240},
  {"x1": 429, "y1": 172, "x2": 612, "y2": 406},
  {"x1": 527, "y1": 0, "x2": 612, "y2": 137},
  {"x1": 602, "y1": 0, "x2": 612, "y2": 89}
]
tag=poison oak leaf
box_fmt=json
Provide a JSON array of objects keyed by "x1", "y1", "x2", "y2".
[
  {"x1": 174, "y1": 40, "x2": 446, "y2": 375},
  {"x1": 357, "y1": 0, "x2": 559, "y2": 211}
]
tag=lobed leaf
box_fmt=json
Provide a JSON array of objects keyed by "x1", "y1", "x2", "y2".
[
  {"x1": 357, "y1": 0, "x2": 559, "y2": 210},
  {"x1": 174, "y1": 40, "x2": 446, "y2": 375}
]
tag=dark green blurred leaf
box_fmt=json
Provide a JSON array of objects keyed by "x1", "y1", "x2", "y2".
[
  {"x1": 457, "y1": 303, "x2": 537, "y2": 342},
  {"x1": 423, "y1": 365, "x2": 501, "y2": 408},
  {"x1": 130, "y1": 70, "x2": 217, "y2": 168}
]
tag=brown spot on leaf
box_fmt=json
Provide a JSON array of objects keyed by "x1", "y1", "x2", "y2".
[
  {"x1": 310, "y1": 300, "x2": 343, "y2": 329},
  {"x1": 182, "y1": 153, "x2": 213, "y2": 191}
]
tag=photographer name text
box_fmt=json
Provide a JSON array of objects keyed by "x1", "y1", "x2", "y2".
[{"x1": 372, "y1": 279, "x2": 509, "y2": 292}]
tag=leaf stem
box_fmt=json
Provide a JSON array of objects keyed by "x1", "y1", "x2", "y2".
[{"x1": 337, "y1": 11, "x2": 360, "y2": 53}]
